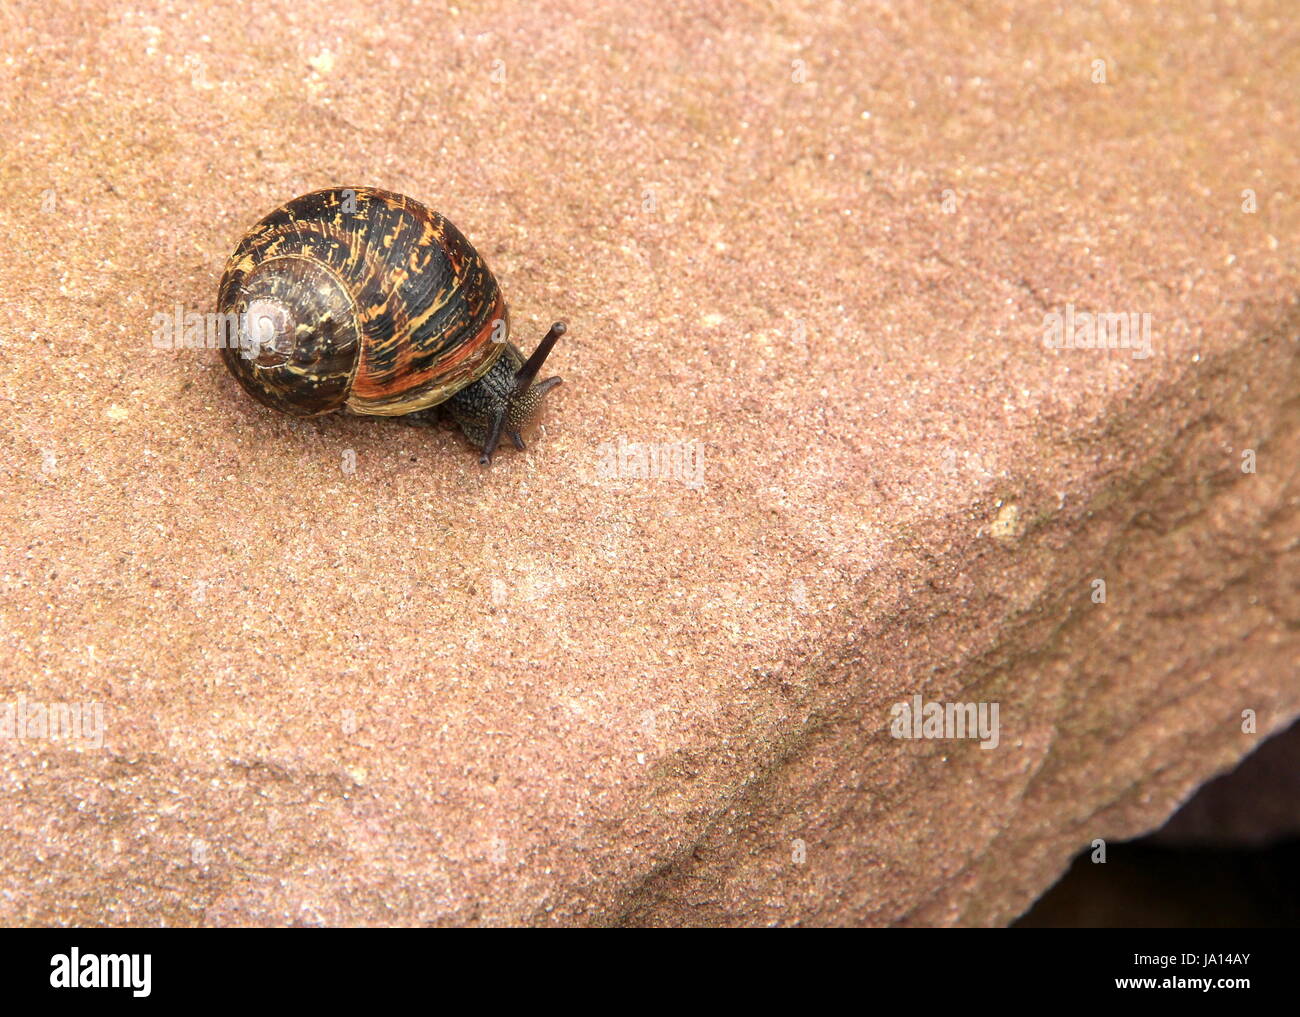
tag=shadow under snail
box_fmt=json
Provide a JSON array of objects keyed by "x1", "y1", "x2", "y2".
[{"x1": 217, "y1": 186, "x2": 565, "y2": 464}]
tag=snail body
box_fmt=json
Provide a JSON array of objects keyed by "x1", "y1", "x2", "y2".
[{"x1": 217, "y1": 187, "x2": 564, "y2": 463}]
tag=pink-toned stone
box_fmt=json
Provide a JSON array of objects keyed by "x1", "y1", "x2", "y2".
[{"x1": 0, "y1": 0, "x2": 1296, "y2": 926}]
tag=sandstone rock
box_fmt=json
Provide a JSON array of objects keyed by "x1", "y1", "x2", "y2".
[{"x1": 0, "y1": 0, "x2": 1295, "y2": 926}]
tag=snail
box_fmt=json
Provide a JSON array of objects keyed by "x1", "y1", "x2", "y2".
[{"x1": 217, "y1": 186, "x2": 564, "y2": 464}]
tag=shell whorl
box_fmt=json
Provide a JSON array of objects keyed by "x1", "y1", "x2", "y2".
[{"x1": 218, "y1": 187, "x2": 507, "y2": 417}]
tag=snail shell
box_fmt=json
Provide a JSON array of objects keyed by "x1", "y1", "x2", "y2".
[{"x1": 218, "y1": 186, "x2": 507, "y2": 417}]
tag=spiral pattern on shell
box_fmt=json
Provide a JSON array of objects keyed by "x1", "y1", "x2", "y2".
[{"x1": 217, "y1": 187, "x2": 508, "y2": 417}]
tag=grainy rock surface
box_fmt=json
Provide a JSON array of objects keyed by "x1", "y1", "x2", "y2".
[{"x1": 0, "y1": 0, "x2": 1296, "y2": 926}]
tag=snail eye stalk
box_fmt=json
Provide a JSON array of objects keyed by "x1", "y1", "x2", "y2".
[{"x1": 511, "y1": 321, "x2": 566, "y2": 397}]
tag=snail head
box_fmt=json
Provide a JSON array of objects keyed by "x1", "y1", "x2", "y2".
[{"x1": 444, "y1": 321, "x2": 565, "y2": 464}]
